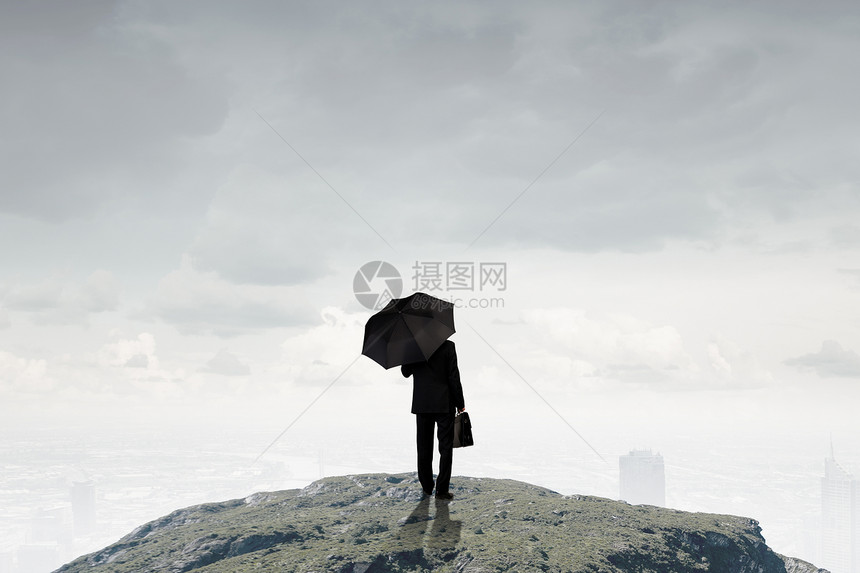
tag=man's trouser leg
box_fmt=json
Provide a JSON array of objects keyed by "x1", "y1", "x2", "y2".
[
  {"x1": 435, "y1": 412, "x2": 455, "y2": 494},
  {"x1": 416, "y1": 414, "x2": 436, "y2": 493}
]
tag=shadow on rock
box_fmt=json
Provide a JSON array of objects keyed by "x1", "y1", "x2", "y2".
[
  {"x1": 397, "y1": 497, "x2": 432, "y2": 550},
  {"x1": 397, "y1": 497, "x2": 462, "y2": 551},
  {"x1": 426, "y1": 498, "x2": 462, "y2": 550}
]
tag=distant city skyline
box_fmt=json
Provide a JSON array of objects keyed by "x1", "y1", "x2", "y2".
[{"x1": 2, "y1": 423, "x2": 857, "y2": 571}]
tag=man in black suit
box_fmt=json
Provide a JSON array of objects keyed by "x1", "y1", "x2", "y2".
[{"x1": 401, "y1": 339, "x2": 465, "y2": 500}]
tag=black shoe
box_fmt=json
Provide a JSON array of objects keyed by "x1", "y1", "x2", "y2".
[
  {"x1": 435, "y1": 491, "x2": 454, "y2": 500},
  {"x1": 422, "y1": 489, "x2": 433, "y2": 497}
]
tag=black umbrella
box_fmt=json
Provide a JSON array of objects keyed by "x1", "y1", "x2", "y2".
[{"x1": 362, "y1": 292, "x2": 455, "y2": 369}]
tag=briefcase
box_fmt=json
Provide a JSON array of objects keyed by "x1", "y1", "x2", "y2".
[{"x1": 453, "y1": 411, "x2": 474, "y2": 448}]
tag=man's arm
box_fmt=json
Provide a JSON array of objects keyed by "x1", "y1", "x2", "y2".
[{"x1": 447, "y1": 342, "x2": 465, "y2": 412}]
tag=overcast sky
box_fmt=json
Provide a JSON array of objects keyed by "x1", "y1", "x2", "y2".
[{"x1": 2, "y1": 1, "x2": 860, "y2": 471}]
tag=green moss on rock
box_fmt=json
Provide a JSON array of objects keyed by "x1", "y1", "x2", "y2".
[{"x1": 57, "y1": 473, "x2": 826, "y2": 573}]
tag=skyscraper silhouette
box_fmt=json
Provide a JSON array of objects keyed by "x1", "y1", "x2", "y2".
[
  {"x1": 619, "y1": 449, "x2": 665, "y2": 507},
  {"x1": 71, "y1": 481, "x2": 96, "y2": 536},
  {"x1": 821, "y1": 442, "x2": 858, "y2": 573}
]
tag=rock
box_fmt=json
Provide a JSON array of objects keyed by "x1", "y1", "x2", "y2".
[{"x1": 55, "y1": 472, "x2": 827, "y2": 573}]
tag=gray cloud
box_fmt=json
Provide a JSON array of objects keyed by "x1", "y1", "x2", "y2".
[
  {"x1": 124, "y1": 354, "x2": 150, "y2": 369},
  {"x1": 186, "y1": 167, "x2": 340, "y2": 286},
  {"x1": 1, "y1": 277, "x2": 64, "y2": 312},
  {"x1": 4, "y1": 0, "x2": 860, "y2": 296},
  {"x1": 0, "y1": 1, "x2": 229, "y2": 221},
  {"x1": 0, "y1": 271, "x2": 120, "y2": 324},
  {"x1": 3, "y1": 0, "x2": 856, "y2": 275},
  {"x1": 147, "y1": 261, "x2": 316, "y2": 336},
  {"x1": 832, "y1": 226, "x2": 860, "y2": 248},
  {"x1": 200, "y1": 349, "x2": 251, "y2": 376},
  {"x1": 79, "y1": 270, "x2": 120, "y2": 312},
  {"x1": 837, "y1": 268, "x2": 860, "y2": 293},
  {"x1": 785, "y1": 340, "x2": 860, "y2": 378},
  {"x1": 151, "y1": 295, "x2": 313, "y2": 337},
  {"x1": 163, "y1": 0, "x2": 858, "y2": 257}
]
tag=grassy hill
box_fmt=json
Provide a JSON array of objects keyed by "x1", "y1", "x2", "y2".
[{"x1": 56, "y1": 473, "x2": 826, "y2": 573}]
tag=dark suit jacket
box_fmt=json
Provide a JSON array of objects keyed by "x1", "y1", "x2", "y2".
[{"x1": 401, "y1": 340, "x2": 465, "y2": 414}]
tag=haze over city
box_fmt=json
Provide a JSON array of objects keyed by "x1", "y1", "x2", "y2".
[{"x1": 2, "y1": 1, "x2": 859, "y2": 572}]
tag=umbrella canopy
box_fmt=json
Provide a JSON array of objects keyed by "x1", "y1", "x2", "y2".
[{"x1": 362, "y1": 292, "x2": 455, "y2": 369}]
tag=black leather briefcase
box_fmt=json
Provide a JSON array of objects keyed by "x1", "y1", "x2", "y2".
[{"x1": 453, "y1": 411, "x2": 474, "y2": 448}]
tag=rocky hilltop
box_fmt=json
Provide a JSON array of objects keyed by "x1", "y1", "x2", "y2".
[{"x1": 57, "y1": 473, "x2": 826, "y2": 573}]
